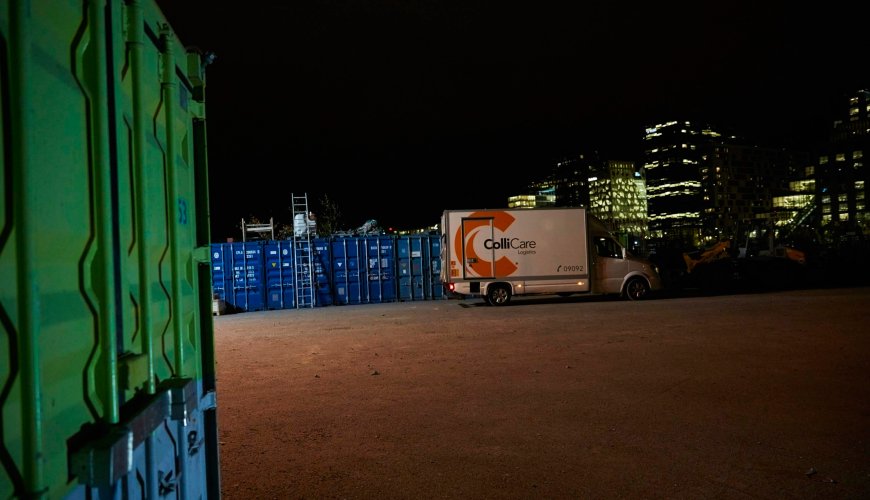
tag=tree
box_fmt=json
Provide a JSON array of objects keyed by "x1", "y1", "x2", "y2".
[
  {"x1": 314, "y1": 193, "x2": 343, "y2": 236},
  {"x1": 275, "y1": 223, "x2": 293, "y2": 240}
]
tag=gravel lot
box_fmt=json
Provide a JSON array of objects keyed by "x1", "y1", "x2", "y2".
[{"x1": 213, "y1": 287, "x2": 870, "y2": 499}]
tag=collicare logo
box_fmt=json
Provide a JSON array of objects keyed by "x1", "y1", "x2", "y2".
[{"x1": 455, "y1": 211, "x2": 519, "y2": 277}]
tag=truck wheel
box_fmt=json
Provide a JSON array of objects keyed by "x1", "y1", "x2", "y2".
[
  {"x1": 624, "y1": 277, "x2": 650, "y2": 301},
  {"x1": 486, "y1": 285, "x2": 511, "y2": 306}
]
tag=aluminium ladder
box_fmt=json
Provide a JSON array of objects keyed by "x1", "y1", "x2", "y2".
[{"x1": 291, "y1": 193, "x2": 315, "y2": 308}]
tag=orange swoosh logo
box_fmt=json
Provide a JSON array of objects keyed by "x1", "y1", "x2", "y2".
[{"x1": 454, "y1": 211, "x2": 518, "y2": 277}]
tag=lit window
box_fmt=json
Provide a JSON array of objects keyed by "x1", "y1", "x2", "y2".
[
  {"x1": 819, "y1": 156, "x2": 828, "y2": 164},
  {"x1": 854, "y1": 150, "x2": 864, "y2": 159},
  {"x1": 850, "y1": 107, "x2": 860, "y2": 116},
  {"x1": 835, "y1": 153, "x2": 846, "y2": 162}
]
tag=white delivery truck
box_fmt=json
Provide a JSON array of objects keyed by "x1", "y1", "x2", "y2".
[{"x1": 440, "y1": 207, "x2": 663, "y2": 305}]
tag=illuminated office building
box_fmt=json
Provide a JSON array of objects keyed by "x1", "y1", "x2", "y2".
[
  {"x1": 813, "y1": 89, "x2": 870, "y2": 241},
  {"x1": 703, "y1": 144, "x2": 808, "y2": 245},
  {"x1": 507, "y1": 192, "x2": 556, "y2": 209},
  {"x1": 588, "y1": 160, "x2": 648, "y2": 246},
  {"x1": 643, "y1": 120, "x2": 720, "y2": 248},
  {"x1": 553, "y1": 153, "x2": 596, "y2": 207},
  {"x1": 770, "y1": 167, "x2": 816, "y2": 247}
]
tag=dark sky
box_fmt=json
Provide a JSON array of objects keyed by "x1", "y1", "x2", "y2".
[{"x1": 155, "y1": 1, "x2": 869, "y2": 241}]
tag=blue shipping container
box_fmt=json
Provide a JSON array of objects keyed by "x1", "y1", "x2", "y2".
[
  {"x1": 211, "y1": 242, "x2": 266, "y2": 312},
  {"x1": 331, "y1": 236, "x2": 397, "y2": 304},
  {"x1": 430, "y1": 236, "x2": 444, "y2": 299},
  {"x1": 331, "y1": 237, "x2": 366, "y2": 304},
  {"x1": 397, "y1": 235, "x2": 443, "y2": 301},
  {"x1": 312, "y1": 238, "x2": 334, "y2": 306},
  {"x1": 211, "y1": 235, "x2": 443, "y2": 311},
  {"x1": 366, "y1": 236, "x2": 398, "y2": 303},
  {"x1": 263, "y1": 240, "x2": 296, "y2": 309}
]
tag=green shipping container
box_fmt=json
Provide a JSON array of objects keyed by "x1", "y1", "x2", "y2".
[{"x1": 1, "y1": 1, "x2": 220, "y2": 498}]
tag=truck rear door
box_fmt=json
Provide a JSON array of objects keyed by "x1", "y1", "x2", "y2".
[{"x1": 460, "y1": 216, "x2": 497, "y2": 278}]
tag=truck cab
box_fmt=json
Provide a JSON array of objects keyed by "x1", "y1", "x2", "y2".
[{"x1": 590, "y1": 234, "x2": 660, "y2": 300}]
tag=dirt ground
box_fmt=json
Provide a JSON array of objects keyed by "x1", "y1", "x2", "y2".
[{"x1": 212, "y1": 287, "x2": 870, "y2": 499}]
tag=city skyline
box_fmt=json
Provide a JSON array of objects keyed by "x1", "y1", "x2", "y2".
[
  {"x1": 153, "y1": 2, "x2": 870, "y2": 241},
  {"x1": 514, "y1": 88, "x2": 868, "y2": 252}
]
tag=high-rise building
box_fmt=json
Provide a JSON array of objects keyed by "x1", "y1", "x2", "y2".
[
  {"x1": 642, "y1": 120, "x2": 721, "y2": 248},
  {"x1": 644, "y1": 120, "x2": 812, "y2": 249},
  {"x1": 553, "y1": 153, "x2": 596, "y2": 208},
  {"x1": 703, "y1": 143, "x2": 809, "y2": 245},
  {"x1": 812, "y1": 89, "x2": 870, "y2": 242},
  {"x1": 770, "y1": 167, "x2": 817, "y2": 247},
  {"x1": 588, "y1": 160, "x2": 648, "y2": 250}
]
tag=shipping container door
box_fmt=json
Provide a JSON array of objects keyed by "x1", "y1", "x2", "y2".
[
  {"x1": 229, "y1": 242, "x2": 266, "y2": 312},
  {"x1": 397, "y1": 236, "x2": 429, "y2": 300},
  {"x1": 312, "y1": 238, "x2": 334, "y2": 306},
  {"x1": 428, "y1": 235, "x2": 444, "y2": 299},
  {"x1": 0, "y1": 2, "x2": 220, "y2": 498},
  {"x1": 396, "y1": 236, "x2": 411, "y2": 299},
  {"x1": 211, "y1": 243, "x2": 232, "y2": 304},
  {"x1": 332, "y1": 237, "x2": 366, "y2": 304},
  {"x1": 367, "y1": 236, "x2": 397, "y2": 303},
  {"x1": 264, "y1": 240, "x2": 296, "y2": 310}
]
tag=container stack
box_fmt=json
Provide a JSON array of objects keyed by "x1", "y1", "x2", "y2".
[{"x1": 211, "y1": 234, "x2": 444, "y2": 313}]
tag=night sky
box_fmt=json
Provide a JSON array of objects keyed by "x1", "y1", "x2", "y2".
[{"x1": 155, "y1": 1, "x2": 869, "y2": 241}]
